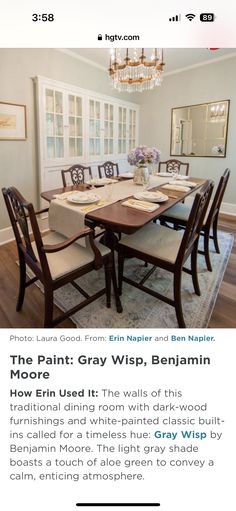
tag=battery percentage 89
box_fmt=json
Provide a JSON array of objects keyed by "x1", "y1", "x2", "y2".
[{"x1": 200, "y1": 13, "x2": 215, "y2": 22}]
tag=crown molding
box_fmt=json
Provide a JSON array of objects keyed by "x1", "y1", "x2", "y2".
[
  {"x1": 164, "y1": 50, "x2": 236, "y2": 77},
  {"x1": 55, "y1": 48, "x2": 236, "y2": 78},
  {"x1": 56, "y1": 48, "x2": 107, "y2": 71}
]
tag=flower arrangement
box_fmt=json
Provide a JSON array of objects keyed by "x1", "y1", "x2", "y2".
[{"x1": 127, "y1": 145, "x2": 161, "y2": 166}]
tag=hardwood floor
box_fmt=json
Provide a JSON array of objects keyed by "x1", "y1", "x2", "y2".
[
  {"x1": 207, "y1": 214, "x2": 236, "y2": 328},
  {"x1": 0, "y1": 240, "x2": 73, "y2": 328},
  {"x1": 0, "y1": 214, "x2": 235, "y2": 328}
]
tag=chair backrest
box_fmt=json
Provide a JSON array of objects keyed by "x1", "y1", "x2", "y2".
[
  {"x1": 2, "y1": 187, "x2": 50, "y2": 278},
  {"x1": 205, "y1": 169, "x2": 230, "y2": 228},
  {"x1": 176, "y1": 180, "x2": 214, "y2": 266},
  {"x1": 61, "y1": 165, "x2": 92, "y2": 187},
  {"x1": 98, "y1": 161, "x2": 119, "y2": 179},
  {"x1": 158, "y1": 159, "x2": 189, "y2": 176}
]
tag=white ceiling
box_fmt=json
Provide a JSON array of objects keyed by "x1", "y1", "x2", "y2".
[{"x1": 67, "y1": 48, "x2": 236, "y2": 74}]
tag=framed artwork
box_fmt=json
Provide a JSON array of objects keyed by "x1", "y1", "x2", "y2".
[{"x1": 0, "y1": 101, "x2": 27, "y2": 140}]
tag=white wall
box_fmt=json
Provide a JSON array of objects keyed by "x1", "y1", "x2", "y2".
[{"x1": 138, "y1": 56, "x2": 236, "y2": 210}]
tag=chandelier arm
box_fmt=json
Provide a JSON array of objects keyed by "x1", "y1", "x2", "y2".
[{"x1": 108, "y1": 48, "x2": 165, "y2": 92}]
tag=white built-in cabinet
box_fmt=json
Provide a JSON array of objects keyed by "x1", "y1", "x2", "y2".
[{"x1": 35, "y1": 76, "x2": 139, "y2": 193}]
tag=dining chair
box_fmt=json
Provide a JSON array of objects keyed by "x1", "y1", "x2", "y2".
[
  {"x1": 61, "y1": 164, "x2": 92, "y2": 187},
  {"x1": 98, "y1": 161, "x2": 119, "y2": 179},
  {"x1": 159, "y1": 169, "x2": 230, "y2": 271},
  {"x1": 117, "y1": 180, "x2": 214, "y2": 328},
  {"x1": 2, "y1": 187, "x2": 122, "y2": 327},
  {"x1": 158, "y1": 159, "x2": 189, "y2": 176}
]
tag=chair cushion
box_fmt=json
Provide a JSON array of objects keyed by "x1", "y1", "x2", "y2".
[
  {"x1": 119, "y1": 223, "x2": 183, "y2": 264},
  {"x1": 32, "y1": 231, "x2": 110, "y2": 280},
  {"x1": 162, "y1": 203, "x2": 191, "y2": 222},
  {"x1": 162, "y1": 200, "x2": 211, "y2": 225}
]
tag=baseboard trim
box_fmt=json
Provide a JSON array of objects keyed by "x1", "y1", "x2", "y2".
[
  {"x1": 184, "y1": 198, "x2": 236, "y2": 217},
  {"x1": 0, "y1": 202, "x2": 235, "y2": 246},
  {"x1": 220, "y1": 202, "x2": 236, "y2": 216},
  {"x1": 0, "y1": 226, "x2": 15, "y2": 246},
  {"x1": 0, "y1": 215, "x2": 49, "y2": 246}
]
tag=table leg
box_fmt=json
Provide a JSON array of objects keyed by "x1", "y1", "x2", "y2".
[{"x1": 111, "y1": 251, "x2": 123, "y2": 313}]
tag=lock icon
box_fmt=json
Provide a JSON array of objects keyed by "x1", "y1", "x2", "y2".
[{"x1": 97, "y1": 34, "x2": 103, "y2": 41}]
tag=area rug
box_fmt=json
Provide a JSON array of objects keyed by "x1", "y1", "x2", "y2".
[{"x1": 27, "y1": 231, "x2": 233, "y2": 328}]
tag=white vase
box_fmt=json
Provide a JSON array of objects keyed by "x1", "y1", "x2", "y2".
[{"x1": 133, "y1": 165, "x2": 149, "y2": 185}]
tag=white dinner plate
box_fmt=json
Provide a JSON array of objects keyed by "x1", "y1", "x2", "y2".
[
  {"x1": 134, "y1": 191, "x2": 169, "y2": 203},
  {"x1": 119, "y1": 172, "x2": 134, "y2": 178},
  {"x1": 67, "y1": 192, "x2": 100, "y2": 204},
  {"x1": 158, "y1": 172, "x2": 173, "y2": 177},
  {"x1": 175, "y1": 175, "x2": 190, "y2": 180}
]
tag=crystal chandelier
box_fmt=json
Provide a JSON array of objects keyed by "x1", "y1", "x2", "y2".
[{"x1": 109, "y1": 48, "x2": 165, "y2": 92}]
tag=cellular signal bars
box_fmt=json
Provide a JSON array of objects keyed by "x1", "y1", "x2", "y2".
[{"x1": 169, "y1": 14, "x2": 181, "y2": 21}]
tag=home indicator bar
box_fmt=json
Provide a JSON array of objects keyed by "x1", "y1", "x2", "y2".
[{"x1": 76, "y1": 504, "x2": 161, "y2": 508}]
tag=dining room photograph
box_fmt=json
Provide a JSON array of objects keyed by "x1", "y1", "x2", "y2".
[{"x1": 0, "y1": 47, "x2": 235, "y2": 329}]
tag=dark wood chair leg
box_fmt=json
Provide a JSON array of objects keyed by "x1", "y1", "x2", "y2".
[
  {"x1": 173, "y1": 270, "x2": 186, "y2": 328},
  {"x1": 44, "y1": 287, "x2": 54, "y2": 327},
  {"x1": 104, "y1": 256, "x2": 112, "y2": 309},
  {"x1": 16, "y1": 252, "x2": 26, "y2": 311},
  {"x1": 111, "y1": 253, "x2": 123, "y2": 313},
  {"x1": 212, "y1": 215, "x2": 220, "y2": 253},
  {"x1": 160, "y1": 219, "x2": 166, "y2": 226},
  {"x1": 203, "y1": 227, "x2": 212, "y2": 272},
  {"x1": 118, "y1": 252, "x2": 125, "y2": 296},
  {"x1": 191, "y1": 241, "x2": 201, "y2": 295}
]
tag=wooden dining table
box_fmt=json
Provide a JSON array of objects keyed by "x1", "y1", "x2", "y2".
[{"x1": 41, "y1": 177, "x2": 206, "y2": 246}]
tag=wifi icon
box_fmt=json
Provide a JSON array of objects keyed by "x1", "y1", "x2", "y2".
[{"x1": 186, "y1": 13, "x2": 196, "y2": 21}]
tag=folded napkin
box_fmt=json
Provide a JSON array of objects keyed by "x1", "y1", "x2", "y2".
[
  {"x1": 170, "y1": 180, "x2": 197, "y2": 188},
  {"x1": 52, "y1": 191, "x2": 75, "y2": 200},
  {"x1": 161, "y1": 184, "x2": 191, "y2": 192},
  {"x1": 122, "y1": 199, "x2": 160, "y2": 212}
]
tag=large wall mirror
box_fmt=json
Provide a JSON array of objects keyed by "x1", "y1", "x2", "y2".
[{"x1": 170, "y1": 100, "x2": 230, "y2": 157}]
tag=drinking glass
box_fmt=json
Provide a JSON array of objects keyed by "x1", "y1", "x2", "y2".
[{"x1": 104, "y1": 183, "x2": 113, "y2": 202}]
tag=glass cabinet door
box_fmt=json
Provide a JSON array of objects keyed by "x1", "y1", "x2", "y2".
[
  {"x1": 68, "y1": 94, "x2": 83, "y2": 158},
  {"x1": 128, "y1": 108, "x2": 137, "y2": 151},
  {"x1": 89, "y1": 99, "x2": 101, "y2": 157},
  {"x1": 118, "y1": 106, "x2": 127, "y2": 154},
  {"x1": 43, "y1": 81, "x2": 138, "y2": 163},
  {"x1": 38, "y1": 76, "x2": 139, "y2": 197},
  {"x1": 45, "y1": 88, "x2": 64, "y2": 158},
  {"x1": 104, "y1": 102, "x2": 114, "y2": 156}
]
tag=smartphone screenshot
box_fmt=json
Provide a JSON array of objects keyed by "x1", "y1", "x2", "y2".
[{"x1": 0, "y1": 2, "x2": 235, "y2": 510}]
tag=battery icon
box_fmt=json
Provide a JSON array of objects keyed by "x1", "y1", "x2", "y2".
[{"x1": 200, "y1": 13, "x2": 215, "y2": 22}]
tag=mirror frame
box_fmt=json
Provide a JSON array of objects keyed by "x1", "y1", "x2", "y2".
[{"x1": 170, "y1": 99, "x2": 230, "y2": 158}]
